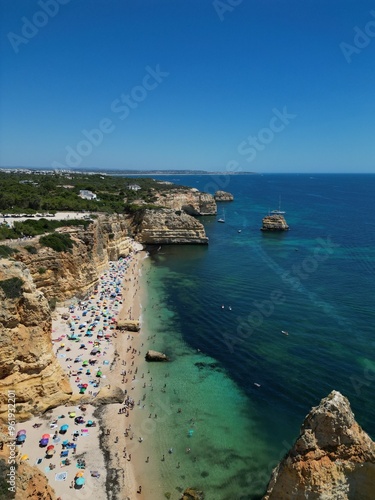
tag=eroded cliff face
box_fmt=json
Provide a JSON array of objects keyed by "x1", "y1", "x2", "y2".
[
  {"x1": 261, "y1": 215, "x2": 289, "y2": 231},
  {"x1": 154, "y1": 188, "x2": 217, "y2": 215},
  {"x1": 17, "y1": 214, "x2": 134, "y2": 300},
  {"x1": 0, "y1": 260, "x2": 71, "y2": 421},
  {"x1": 263, "y1": 391, "x2": 375, "y2": 500},
  {"x1": 134, "y1": 208, "x2": 209, "y2": 244}
]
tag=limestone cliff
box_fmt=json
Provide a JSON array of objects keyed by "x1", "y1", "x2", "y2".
[
  {"x1": 261, "y1": 214, "x2": 289, "y2": 231},
  {"x1": 16, "y1": 214, "x2": 135, "y2": 300},
  {"x1": 214, "y1": 190, "x2": 234, "y2": 201},
  {"x1": 154, "y1": 188, "x2": 217, "y2": 215},
  {"x1": 0, "y1": 260, "x2": 71, "y2": 421},
  {"x1": 133, "y1": 208, "x2": 209, "y2": 245},
  {"x1": 15, "y1": 462, "x2": 57, "y2": 500},
  {"x1": 263, "y1": 391, "x2": 375, "y2": 500}
]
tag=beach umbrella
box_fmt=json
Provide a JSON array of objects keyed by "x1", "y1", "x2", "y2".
[
  {"x1": 76, "y1": 471, "x2": 84, "y2": 478},
  {"x1": 17, "y1": 434, "x2": 26, "y2": 442},
  {"x1": 69, "y1": 412, "x2": 76, "y2": 418},
  {"x1": 60, "y1": 424, "x2": 69, "y2": 432},
  {"x1": 96, "y1": 370, "x2": 102, "y2": 377},
  {"x1": 42, "y1": 434, "x2": 50, "y2": 439},
  {"x1": 17, "y1": 430, "x2": 26, "y2": 436},
  {"x1": 82, "y1": 360, "x2": 88, "y2": 366},
  {"x1": 40, "y1": 439, "x2": 49, "y2": 446},
  {"x1": 20, "y1": 455, "x2": 29, "y2": 461},
  {"x1": 47, "y1": 445, "x2": 55, "y2": 450},
  {"x1": 75, "y1": 477, "x2": 85, "y2": 486},
  {"x1": 82, "y1": 383, "x2": 88, "y2": 388}
]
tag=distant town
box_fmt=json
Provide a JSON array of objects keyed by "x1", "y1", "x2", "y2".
[{"x1": 0, "y1": 167, "x2": 256, "y2": 176}]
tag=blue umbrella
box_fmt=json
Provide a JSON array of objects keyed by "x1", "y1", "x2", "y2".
[
  {"x1": 75, "y1": 477, "x2": 85, "y2": 486},
  {"x1": 17, "y1": 434, "x2": 26, "y2": 442},
  {"x1": 60, "y1": 424, "x2": 69, "y2": 432},
  {"x1": 40, "y1": 439, "x2": 49, "y2": 447}
]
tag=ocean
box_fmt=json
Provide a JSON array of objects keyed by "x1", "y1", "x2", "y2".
[{"x1": 139, "y1": 174, "x2": 375, "y2": 500}]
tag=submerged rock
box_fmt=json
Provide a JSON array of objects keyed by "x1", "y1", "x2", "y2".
[
  {"x1": 145, "y1": 350, "x2": 169, "y2": 362},
  {"x1": 181, "y1": 487, "x2": 205, "y2": 500},
  {"x1": 261, "y1": 214, "x2": 289, "y2": 231},
  {"x1": 263, "y1": 390, "x2": 375, "y2": 500}
]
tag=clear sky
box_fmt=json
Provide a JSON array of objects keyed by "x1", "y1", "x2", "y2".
[{"x1": 1, "y1": 0, "x2": 375, "y2": 173}]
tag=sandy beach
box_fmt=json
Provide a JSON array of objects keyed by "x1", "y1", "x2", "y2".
[{"x1": 14, "y1": 243, "x2": 156, "y2": 500}]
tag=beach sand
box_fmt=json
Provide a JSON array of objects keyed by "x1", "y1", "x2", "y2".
[{"x1": 14, "y1": 243, "x2": 157, "y2": 500}]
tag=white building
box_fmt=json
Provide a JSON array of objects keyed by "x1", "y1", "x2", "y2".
[
  {"x1": 79, "y1": 190, "x2": 97, "y2": 200},
  {"x1": 127, "y1": 184, "x2": 141, "y2": 191}
]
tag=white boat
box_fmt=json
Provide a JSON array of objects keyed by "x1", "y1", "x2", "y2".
[
  {"x1": 217, "y1": 209, "x2": 225, "y2": 223},
  {"x1": 271, "y1": 196, "x2": 285, "y2": 215}
]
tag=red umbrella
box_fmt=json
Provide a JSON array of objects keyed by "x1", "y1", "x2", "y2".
[
  {"x1": 42, "y1": 434, "x2": 50, "y2": 439},
  {"x1": 47, "y1": 445, "x2": 55, "y2": 450},
  {"x1": 82, "y1": 384, "x2": 88, "y2": 388}
]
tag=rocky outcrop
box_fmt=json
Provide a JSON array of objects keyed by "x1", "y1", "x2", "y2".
[
  {"x1": 263, "y1": 391, "x2": 375, "y2": 500},
  {"x1": 134, "y1": 209, "x2": 208, "y2": 245},
  {"x1": 15, "y1": 462, "x2": 57, "y2": 500},
  {"x1": 145, "y1": 350, "x2": 169, "y2": 362},
  {"x1": 181, "y1": 488, "x2": 205, "y2": 500},
  {"x1": 0, "y1": 260, "x2": 72, "y2": 422},
  {"x1": 116, "y1": 319, "x2": 140, "y2": 332},
  {"x1": 154, "y1": 189, "x2": 217, "y2": 215},
  {"x1": 214, "y1": 190, "x2": 234, "y2": 201},
  {"x1": 261, "y1": 215, "x2": 289, "y2": 231}
]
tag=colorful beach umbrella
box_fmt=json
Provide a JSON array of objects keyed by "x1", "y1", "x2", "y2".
[
  {"x1": 40, "y1": 439, "x2": 49, "y2": 446},
  {"x1": 20, "y1": 455, "x2": 29, "y2": 461},
  {"x1": 42, "y1": 434, "x2": 50, "y2": 439},
  {"x1": 75, "y1": 477, "x2": 85, "y2": 485},
  {"x1": 60, "y1": 424, "x2": 69, "y2": 431},
  {"x1": 17, "y1": 430, "x2": 26, "y2": 436},
  {"x1": 69, "y1": 412, "x2": 76, "y2": 418},
  {"x1": 17, "y1": 435, "x2": 26, "y2": 442},
  {"x1": 76, "y1": 471, "x2": 84, "y2": 477}
]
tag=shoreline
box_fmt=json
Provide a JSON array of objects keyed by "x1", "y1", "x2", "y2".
[{"x1": 14, "y1": 243, "x2": 153, "y2": 500}]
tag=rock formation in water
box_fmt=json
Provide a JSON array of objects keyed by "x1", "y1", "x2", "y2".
[
  {"x1": 154, "y1": 188, "x2": 217, "y2": 215},
  {"x1": 145, "y1": 350, "x2": 169, "y2": 362},
  {"x1": 263, "y1": 391, "x2": 375, "y2": 500},
  {"x1": 134, "y1": 208, "x2": 209, "y2": 245},
  {"x1": 0, "y1": 259, "x2": 72, "y2": 421},
  {"x1": 214, "y1": 190, "x2": 234, "y2": 201},
  {"x1": 261, "y1": 214, "x2": 289, "y2": 231},
  {"x1": 181, "y1": 488, "x2": 205, "y2": 500}
]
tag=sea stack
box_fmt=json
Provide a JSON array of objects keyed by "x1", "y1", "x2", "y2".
[
  {"x1": 263, "y1": 391, "x2": 375, "y2": 500},
  {"x1": 261, "y1": 214, "x2": 289, "y2": 231},
  {"x1": 214, "y1": 190, "x2": 234, "y2": 202}
]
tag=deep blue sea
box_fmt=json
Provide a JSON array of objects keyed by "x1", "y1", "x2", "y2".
[{"x1": 137, "y1": 174, "x2": 375, "y2": 499}]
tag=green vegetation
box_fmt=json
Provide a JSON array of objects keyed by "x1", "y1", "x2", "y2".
[
  {"x1": 38, "y1": 267, "x2": 47, "y2": 274},
  {"x1": 0, "y1": 171, "x2": 187, "y2": 215},
  {"x1": 0, "y1": 277, "x2": 23, "y2": 299},
  {"x1": 40, "y1": 233, "x2": 74, "y2": 253},
  {"x1": 0, "y1": 460, "x2": 14, "y2": 498},
  {"x1": 0, "y1": 218, "x2": 92, "y2": 241},
  {"x1": 0, "y1": 245, "x2": 18, "y2": 258},
  {"x1": 25, "y1": 245, "x2": 37, "y2": 254}
]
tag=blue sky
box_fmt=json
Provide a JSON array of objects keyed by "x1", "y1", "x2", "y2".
[{"x1": 1, "y1": 0, "x2": 375, "y2": 172}]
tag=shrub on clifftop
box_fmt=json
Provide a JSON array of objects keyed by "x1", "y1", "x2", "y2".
[
  {"x1": 40, "y1": 233, "x2": 74, "y2": 253},
  {"x1": 0, "y1": 276, "x2": 23, "y2": 299}
]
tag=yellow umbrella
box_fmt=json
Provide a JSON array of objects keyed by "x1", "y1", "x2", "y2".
[
  {"x1": 76, "y1": 471, "x2": 84, "y2": 477},
  {"x1": 20, "y1": 455, "x2": 29, "y2": 461}
]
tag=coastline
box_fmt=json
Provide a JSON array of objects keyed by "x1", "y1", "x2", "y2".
[{"x1": 14, "y1": 243, "x2": 153, "y2": 500}]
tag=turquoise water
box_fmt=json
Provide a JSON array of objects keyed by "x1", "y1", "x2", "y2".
[{"x1": 141, "y1": 174, "x2": 375, "y2": 499}]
